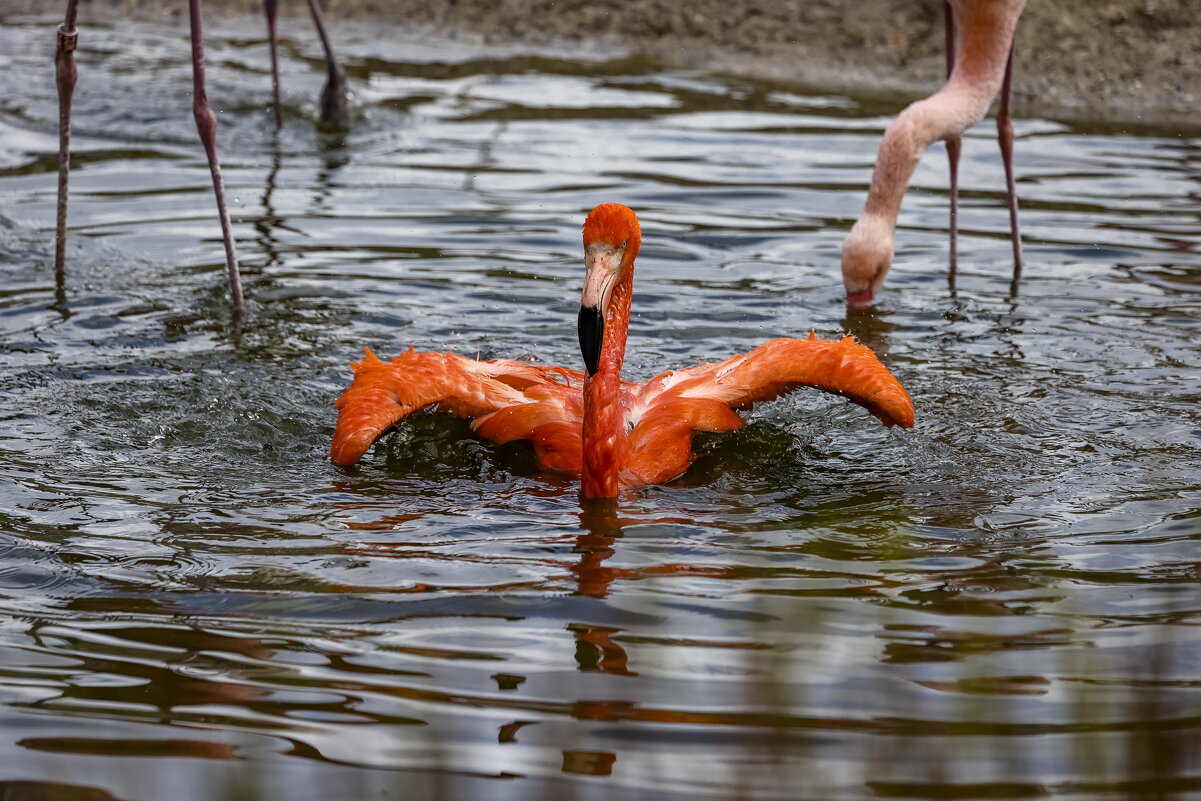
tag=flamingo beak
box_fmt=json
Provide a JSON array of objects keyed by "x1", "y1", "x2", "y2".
[
  {"x1": 578, "y1": 304, "x2": 603, "y2": 376},
  {"x1": 578, "y1": 244, "x2": 623, "y2": 376},
  {"x1": 846, "y1": 288, "x2": 874, "y2": 308}
]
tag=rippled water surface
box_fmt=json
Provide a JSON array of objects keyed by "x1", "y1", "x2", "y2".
[{"x1": 1, "y1": 10, "x2": 1200, "y2": 801}]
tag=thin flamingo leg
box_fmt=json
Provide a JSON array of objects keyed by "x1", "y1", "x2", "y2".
[
  {"x1": 54, "y1": 0, "x2": 80, "y2": 282},
  {"x1": 305, "y1": 0, "x2": 349, "y2": 129},
  {"x1": 944, "y1": 0, "x2": 961, "y2": 269},
  {"x1": 997, "y1": 38, "x2": 1023, "y2": 278},
  {"x1": 188, "y1": 0, "x2": 245, "y2": 311},
  {"x1": 264, "y1": 0, "x2": 283, "y2": 128}
]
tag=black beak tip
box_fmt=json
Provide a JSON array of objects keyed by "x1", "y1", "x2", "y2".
[{"x1": 578, "y1": 305, "x2": 603, "y2": 376}]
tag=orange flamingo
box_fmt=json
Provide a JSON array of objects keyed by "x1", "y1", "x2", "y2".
[
  {"x1": 331, "y1": 204, "x2": 915, "y2": 498},
  {"x1": 842, "y1": 0, "x2": 1026, "y2": 306}
]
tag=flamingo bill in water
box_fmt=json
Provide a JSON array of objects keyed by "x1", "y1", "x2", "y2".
[
  {"x1": 841, "y1": 0, "x2": 1026, "y2": 306},
  {"x1": 331, "y1": 204, "x2": 915, "y2": 499}
]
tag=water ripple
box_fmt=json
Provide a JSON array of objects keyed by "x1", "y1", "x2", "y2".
[{"x1": 0, "y1": 10, "x2": 1198, "y2": 801}]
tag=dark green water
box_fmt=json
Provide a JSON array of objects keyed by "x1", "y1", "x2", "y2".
[{"x1": 1, "y1": 10, "x2": 1200, "y2": 801}]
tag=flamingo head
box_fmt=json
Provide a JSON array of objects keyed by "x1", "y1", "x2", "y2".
[
  {"x1": 579, "y1": 204, "x2": 641, "y2": 375},
  {"x1": 841, "y1": 215, "x2": 895, "y2": 308}
]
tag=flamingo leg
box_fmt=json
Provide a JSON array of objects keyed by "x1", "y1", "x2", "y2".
[
  {"x1": 944, "y1": 0, "x2": 960, "y2": 271},
  {"x1": 264, "y1": 0, "x2": 283, "y2": 128},
  {"x1": 304, "y1": 0, "x2": 349, "y2": 130},
  {"x1": 188, "y1": 0, "x2": 245, "y2": 312},
  {"x1": 54, "y1": 0, "x2": 80, "y2": 283},
  {"x1": 997, "y1": 38, "x2": 1023, "y2": 279}
]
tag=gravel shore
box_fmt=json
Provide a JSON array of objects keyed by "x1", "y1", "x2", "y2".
[{"x1": 8, "y1": 0, "x2": 1198, "y2": 124}]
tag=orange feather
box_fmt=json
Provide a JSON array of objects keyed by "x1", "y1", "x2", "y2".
[
  {"x1": 331, "y1": 205, "x2": 915, "y2": 497},
  {"x1": 330, "y1": 336, "x2": 911, "y2": 478}
]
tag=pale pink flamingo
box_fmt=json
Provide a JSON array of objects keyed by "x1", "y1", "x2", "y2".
[
  {"x1": 53, "y1": 0, "x2": 348, "y2": 313},
  {"x1": 842, "y1": 0, "x2": 1026, "y2": 306}
]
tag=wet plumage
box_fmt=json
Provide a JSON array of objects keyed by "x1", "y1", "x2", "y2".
[{"x1": 332, "y1": 204, "x2": 915, "y2": 497}]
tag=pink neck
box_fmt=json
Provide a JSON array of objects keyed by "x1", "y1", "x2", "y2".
[
  {"x1": 862, "y1": 0, "x2": 1023, "y2": 226},
  {"x1": 581, "y1": 272, "x2": 633, "y2": 499}
]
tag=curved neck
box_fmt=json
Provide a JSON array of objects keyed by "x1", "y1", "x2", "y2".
[
  {"x1": 581, "y1": 269, "x2": 633, "y2": 499},
  {"x1": 862, "y1": 0, "x2": 1023, "y2": 226}
]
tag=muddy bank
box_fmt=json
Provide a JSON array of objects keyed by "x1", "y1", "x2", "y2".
[{"x1": 8, "y1": 0, "x2": 1199, "y2": 124}]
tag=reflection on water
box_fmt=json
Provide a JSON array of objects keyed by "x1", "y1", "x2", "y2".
[{"x1": 1, "y1": 9, "x2": 1200, "y2": 801}]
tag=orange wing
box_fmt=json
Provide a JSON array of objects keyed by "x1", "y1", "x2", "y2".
[
  {"x1": 653, "y1": 333, "x2": 912, "y2": 429},
  {"x1": 620, "y1": 333, "x2": 914, "y2": 483},
  {"x1": 330, "y1": 347, "x2": 584, "y2": 469},
  {"x1": 661, "y1": 333, "x2": 915, "y2": 428}
]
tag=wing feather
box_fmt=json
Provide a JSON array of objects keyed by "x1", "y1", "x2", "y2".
[
  {"x1": 330, "y1": 347, "x2": 581, "y2": 467},
  {"x1": 652, "y1": 333, "x2": 915, "y2": 429}
]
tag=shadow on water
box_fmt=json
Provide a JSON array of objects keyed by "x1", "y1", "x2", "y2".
[{"x1": 0, "y1": 9, "x2": 1199, "y2": 801}]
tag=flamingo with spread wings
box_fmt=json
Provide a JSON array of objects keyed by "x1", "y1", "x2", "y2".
[{"x1": 331, "y1": 204, "x2": 915, "y2": 498}]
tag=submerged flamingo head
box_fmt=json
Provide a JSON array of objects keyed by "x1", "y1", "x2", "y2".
[
  {"x1": 579, "y1": 204, "x2": 641, "y2": 375},
  {"x1": 841, "y1": 215, "x2": 895, "y2": 307}
]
